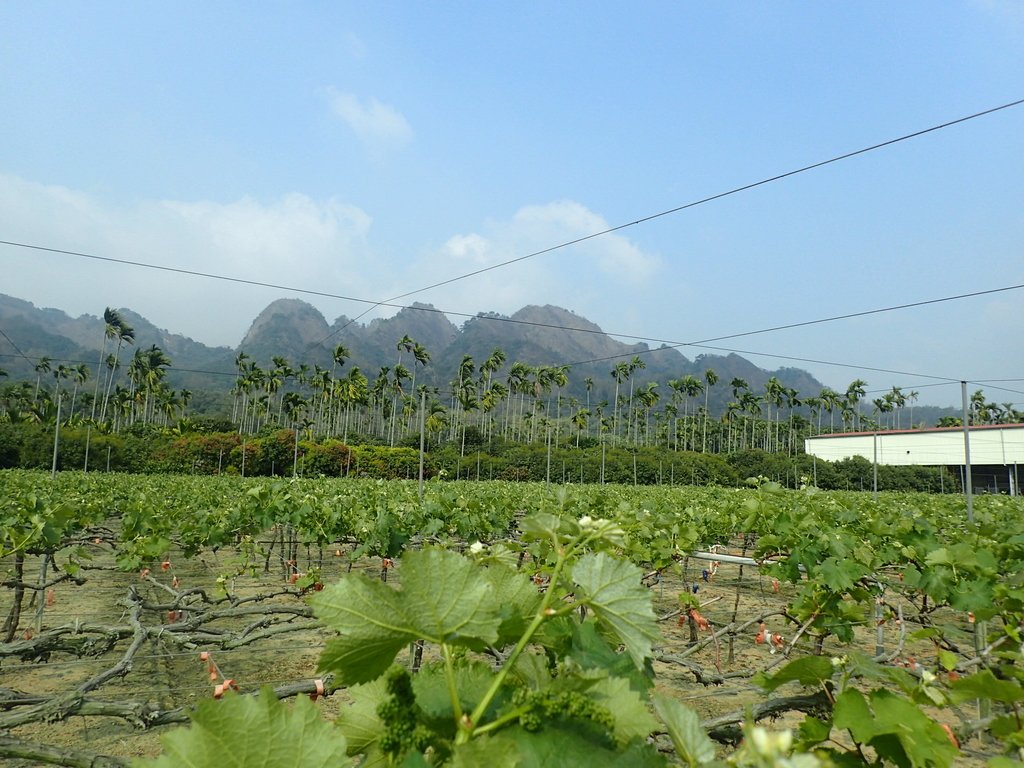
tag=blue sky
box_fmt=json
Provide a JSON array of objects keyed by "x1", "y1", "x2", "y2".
[{"x1": 1, "y1": 2, "x2": 1021, "y2": 408}]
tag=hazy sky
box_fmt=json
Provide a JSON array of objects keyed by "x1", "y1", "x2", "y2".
[{"x1": 1, "y1": 2, "x2": 1022, "y2": 408}]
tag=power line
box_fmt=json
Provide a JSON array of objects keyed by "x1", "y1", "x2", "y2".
[
  {"x1": 0, "y1": 352, "x2": 241, "y2": 380},
  {"x1": 2, "y1": 97, "x2": 1021, "y2": 396},
  {"x1": 3, "y1": 96, "x2": 1022, "y2": 374},
  {"x1": 0, "y1": 327, "x2": 35, "y2": 364},
  {"x1": 4, "y1": 236, "x2": 1022, "y2": 374},
  {"x1": 0, "y1": 240, "x2": 380, "y2": 306},
  {"x1": 560, "y1": 284, "x2": 1024, "y2": 369},
  {"x1": 633, "y1": 341, "x2": 962, "y2": 384},
  {"x1": 366, "y1": 98, "x2": 1024, "y2": 309},
  {"x1": 2, "y1": 275, "x2": 1022, "y2": 403},
  {"x1": 967, "y1": 382, "x2": 1024, "y2": 399},
  {"x1": 0, "y1": 333, "x2": 997, "y2": 409}
]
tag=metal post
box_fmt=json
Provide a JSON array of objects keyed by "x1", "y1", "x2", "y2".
[
  {"x1": 546, "y1": 425, "x2": 551, "y2": 487},
  {"x1": 874, "y1": 595, "x2": 885, "y2": 657},
  {"x1": 83, "y1": 424, "x2": 91, "y2": 472},
  {"x1": 418, "y1": 389, "x2": 426, "y2": 501},
  {"x1": 975, "y1": 616, "x2": 989, "y2": 721},
  {"x1": 50, "y1": 394, "x2": 63, "y2": 478},
  {"x1": 35, "y1": 554, "x2": 50, "y2": 633},
  {"x1": 961, "y1": 381, "x2": 974, "y2": 523},
  {"x1": 872, "y1": 431, "x2": 878, "y2": 500}
]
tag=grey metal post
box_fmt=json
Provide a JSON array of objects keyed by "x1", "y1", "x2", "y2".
[
  {"x1": 50, "y1": 393, "x2": 62, "y2": 479},
  {"x1": 874, "y1": 595, "x2": 885, "y2": 657},
  {"x1": 35, "y1": 554, "x2": 50, "y2": 633},
  {"x1": 418, "y1": 389, "x2": 426, "y2": 501},
  {"x1": 872, "y1": 431, "x2": 878, "y2": 500},
  {"x1": 83, "y1": 425, "x2": 91, "y2": 472},
  {"x1": 961, "y1": 381, "x2": 974, "y2": 523},
  {"x1": 546, "y1": 425, "x2": 551, "y2": 487}
]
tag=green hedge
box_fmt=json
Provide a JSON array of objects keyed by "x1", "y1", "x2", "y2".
[{"x1": 0, "y1": 421, "x2": 965, "y2": 491}]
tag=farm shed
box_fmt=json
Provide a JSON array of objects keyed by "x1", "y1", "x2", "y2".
[{"x1": 805, "y1": 424, "x2": 1024, "y2": 495}]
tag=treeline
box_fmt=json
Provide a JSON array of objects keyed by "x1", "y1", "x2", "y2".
[
  {"x1": 0, "y1": 305, "x2": 1014, "y2": 495},
  {"x1": 3, "y1": 309, "x2": 1021, "y2": 457},
  {"x1": 0, "y1": 420, "x2": 959, "y2": 493}
]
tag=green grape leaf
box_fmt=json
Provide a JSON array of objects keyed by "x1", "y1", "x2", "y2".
[
  {"x1": 568, "y1": 620, "x2": 653, "y2": 692},
  {"x1": 990, "y1": 714, "x2": 1024, "y2": 739},
  {"x1": 138, "y1": 687, "x2": 348, "y2": 767},
  {"x1": 651, "y1": 693, "x2": 716, "y2": 767},
  {"x1": 401, "y1": 548, "x2": 502, "y2": 647},
  {"x1": 580, "y1": 517, "x2": 628, "y2": 549},
  {"x1": 588, "y1": 676, "x2": 658, "y2": 746},
  {"x1": 314, "y1": 548, "x2": 503, "y2": 684},
  {"x1": 950, "y1": 669, "x2": 1024, "y2": 704},
  {"x1": 313, "y1": 576, "x2": 417, "y2": 685},
  {"x1": 476, "y1": 542, "x2": 521, "y2": 570},
  {"x1": 510, "y1": 651, "x2": 553, "y2": 690},
  {"x1": 450, "y1": 736, "x2": 519, "y2": 768},
  {"x1": 843, "y1": 651, "x2": 916, "y2": 694},
  {"x1": 572, "y1": 552, "x2": 659, "y2": 669},
  {"x1": 521, "y1": 512, "x2": 576, "y2": 546},
  {"x1": 818, "y1": 557, "x2": 866, "y2": 592},
  {"x1": 925, "y1": 547, "x2": 953, "y2": 567},
  {"x1": 754, "y1": 656, "x2": 835, "y2": 692},
  {"x1": 413, "y1": 660, "x2": 505, "y2": 726},
  {"x1": 451, "y1": 725, "x2": 665, "y2": 768},
  {"x1": 869, "y1": 690, "x2": 958, "y2": 767},
  {"x1": 796, "y1": 715, "x2": 832, "y2": 749},
  {"x1": 482, "y1": 562, "x2": 543, "y2": 645},
  {"x1": 833, "y1": 689, "x2": 875, "y2": 742},
  {"x1": 949, "y1": 577, "x2": 995, "y2": 613},
  {"x1": 337, "y1": 678, "x2": 387, "y2": 763},
  {"x1": 835, "y1": 689, "x2": 958, "y2": 767}
]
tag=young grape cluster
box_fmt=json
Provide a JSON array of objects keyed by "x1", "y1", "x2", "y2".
[
  {"x1": 513, "y1": 688, "x2": 615, "y2": 736},
  {"x1": 376, "y1": 666, "x2": 433, "y2": 758}
]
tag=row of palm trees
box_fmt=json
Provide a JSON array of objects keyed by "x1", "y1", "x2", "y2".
[
  {"x1": 0, "y1": 309, "x2": 192, "y2": 431},
  {"x1": 5, "y1": 315, "x2": 1021, "y2": 451},
  {"x1": 221, "y1": 334, "x2": 1020, "y2": 456}
]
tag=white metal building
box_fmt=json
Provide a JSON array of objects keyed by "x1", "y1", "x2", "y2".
[{"x1": 805, "y1": 424, "x2": 1024, "y2": 494}]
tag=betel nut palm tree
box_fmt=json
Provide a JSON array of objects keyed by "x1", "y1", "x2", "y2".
[
  {"x1": 701, "y1": 368, "x2": 718, "y2": 453},
  {"x1": 100, "y1": 317, "x2": 135, "y2": 424}
]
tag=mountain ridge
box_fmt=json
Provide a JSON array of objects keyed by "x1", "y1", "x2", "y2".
[{"x1": 0, "y1": 292, "x2": 857, "y2": 418}]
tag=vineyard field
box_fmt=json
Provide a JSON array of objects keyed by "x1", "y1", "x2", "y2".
[{"x1": 2, "y1": 469, "x2": 1024, "y2": 766}]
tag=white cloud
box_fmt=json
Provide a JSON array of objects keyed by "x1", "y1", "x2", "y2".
[
  {"x1": 0, "y1": 177, "x2": 664, "y2": 353},
  {"x1": 394, "y1": 200, "x2": 662, "y2": 328},
  {"x1": 511, "y1": 201, "x2": 659, "y2": 284},
  {"x1": 325, "y1": 88, "x2": 413, "y2": 154},
  {"x1": 442, "y1": 233, "x2": 491, "y2": 264},
  {"x1": 0, "y1": 174, "x2": 380, "y2": 346}
]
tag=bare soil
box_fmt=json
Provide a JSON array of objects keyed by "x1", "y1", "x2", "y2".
[{"x1": 1, "y1": 537, "x2": 991, "y2": 765}]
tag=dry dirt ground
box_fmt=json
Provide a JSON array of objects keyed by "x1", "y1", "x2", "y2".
[{"x1": 1, "y1": 538, "x2": 993, "y2": 766}]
